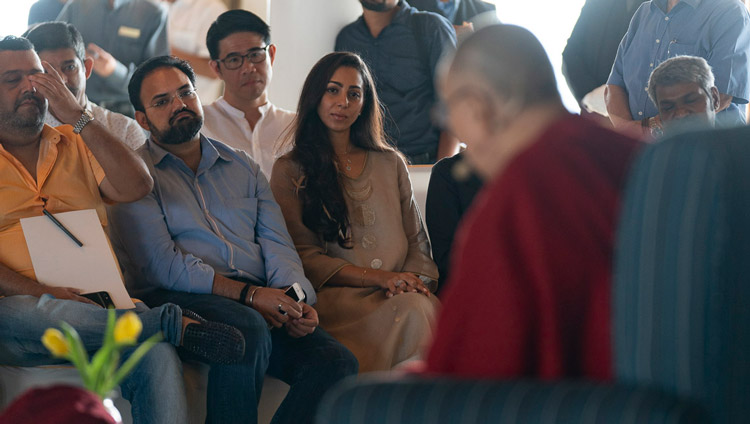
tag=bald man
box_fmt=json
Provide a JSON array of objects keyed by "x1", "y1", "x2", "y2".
[{"x1": 424, "y1": 24, "x2": 642, "y2": 380}]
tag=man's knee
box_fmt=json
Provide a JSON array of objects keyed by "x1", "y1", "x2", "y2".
[
  {"x1": 231, "y1": 307, "x2": 272, "y2": 362},
  {"x1": 134, "y1": 342, "x2": 182, "y2": 378}
]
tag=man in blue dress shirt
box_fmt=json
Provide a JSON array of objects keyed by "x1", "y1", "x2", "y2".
[
  {"x1": 336, "y1": 0, "x2": 458, "y2": 164},
  {"x1": 606, "y1": 0, "x2": 750, "y2": 136},
  {"x1": 108, "y1": 56, "x2": 358, "y2": 424}
]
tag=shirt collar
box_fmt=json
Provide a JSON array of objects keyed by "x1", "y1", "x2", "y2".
[
  {"x1": 41, "y1": 124, "x2": 66, "y2": 146},
  {"x1": 215, "y1": 97, "x2": 272, "y2": 119},
  {"x1": 147, "y1": 134, "x2": 232, "y2": 171},
  {"x1": 392, "y1": 1, "x2": 413, "y2": 25},
  {"x1": 653, "y1": 0, "x2": 701, "y2": 13}
]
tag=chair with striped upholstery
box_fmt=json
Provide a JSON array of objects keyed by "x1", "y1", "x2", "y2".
[
  {"x1": 614, "y1": 126, "x2": 750, "y2": 424},
  {"x1": 315, "y1": 377, "x2": 707, "y2": 424}
]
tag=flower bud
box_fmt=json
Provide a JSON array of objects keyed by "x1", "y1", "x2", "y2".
[
  {"x1": 42, "y1": 328, "x2": 70, "y2": 357},
  {"x1": 113, "y1": 311, "x2": 142, "y2": 344}
]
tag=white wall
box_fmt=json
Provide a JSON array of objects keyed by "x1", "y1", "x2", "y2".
[
  {"x1": 239, "y1": 0, "x2": 270, "y2": 21},
  {"x1": 266, "y1": 0, "x2": 362, "y2": 111}
]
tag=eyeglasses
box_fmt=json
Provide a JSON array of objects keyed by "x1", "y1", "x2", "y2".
[
  {"x1": 146, "y1": 88, "x2": 197, "y2": 110},
  {"x1": 217, "y1": 46, "x2": 270, "y2": 70}
]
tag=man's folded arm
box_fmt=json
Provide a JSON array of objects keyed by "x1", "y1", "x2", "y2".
[{"x1": 109, "y1": 191, "x2": 215, "y2": 294}]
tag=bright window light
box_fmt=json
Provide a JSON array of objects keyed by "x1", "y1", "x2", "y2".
[
  {"x1": 2, "y1": 2, "x2": 37, "y2": 37},
  {"x1": 493, "y1": 0, "x2": 587, "y2": 112}
]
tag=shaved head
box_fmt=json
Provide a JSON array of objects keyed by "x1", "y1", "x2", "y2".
[{"x1": 448, "y1": 24, "x2": 560, "y2": 109}]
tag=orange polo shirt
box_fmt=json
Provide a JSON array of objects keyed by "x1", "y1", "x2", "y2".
[{"x1": 0, "y1": 124, "x2": 106, "y2": 280}]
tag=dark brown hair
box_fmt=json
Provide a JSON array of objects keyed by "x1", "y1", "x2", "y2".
[{"x1": 288, "y1": 52, "x2": 394, "y2": 248}]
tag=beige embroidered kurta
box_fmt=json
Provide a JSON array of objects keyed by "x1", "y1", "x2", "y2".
[{"x1": 271, "y1": 150, "x2": 439, "y2": 372}]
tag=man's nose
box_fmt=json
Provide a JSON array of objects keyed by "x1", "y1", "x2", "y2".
[
  {"x1": 20, "y1": 76, "x2": 35, "y2": 94},
  {"x1": 674, "y1": 106, "x2": 691, "y2": 119}
]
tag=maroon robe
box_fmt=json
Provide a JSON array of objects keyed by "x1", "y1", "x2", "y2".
[{"x1": 424, "y1": 114, "x2": 640, "y2": 380}]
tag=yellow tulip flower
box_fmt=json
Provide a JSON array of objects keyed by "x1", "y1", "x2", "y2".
[
  {"x1": 42, "y1": 328, "x2": 70, "y2": 357},
  {"x1": 113, "y1": 312, "x2": 142, "y2": 344}
]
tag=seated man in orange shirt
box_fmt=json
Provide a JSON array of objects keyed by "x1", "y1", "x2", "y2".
[{"x1": 0, "y1": 36, "x2": 242, "y2": 424}]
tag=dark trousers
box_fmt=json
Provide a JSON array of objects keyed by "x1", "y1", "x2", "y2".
[{"x1": 143, "y1": 290, "x2": 359, "y2": 424}]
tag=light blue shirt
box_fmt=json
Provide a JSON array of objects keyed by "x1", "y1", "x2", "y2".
[
  {"x1": 607, "y1": 0, "x2": 750, "y2": 127},
  {"x1": 109, "y1": 135, "x2": 316, "y2": 304}
]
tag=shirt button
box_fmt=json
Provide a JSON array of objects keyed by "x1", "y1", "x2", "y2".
[
  {"x1": 665, "y1": 17, "x2": 670, "y2": 21},
  {"x1": 650, "y1": 63, "x2": 654, "y2": 67},
  {"x1": 371, "y1": 258, "x2": 382, "y2": 269},
  {"x1": 656, "y1": 39, "x2": 661, "y2": 43},
  {"x1": 638, "y1": 111, "x2": 644, "y2": 116},
  {"x1": 645, "y1": 87, "x2": 649, "y2": 92}
]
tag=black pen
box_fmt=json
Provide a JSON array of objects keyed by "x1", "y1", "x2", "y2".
[{"x1": 42, "y1": 209, "x2": 83, "y2": 247}]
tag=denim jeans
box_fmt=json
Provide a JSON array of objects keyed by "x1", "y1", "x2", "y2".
[
  {"x1": 0, "y1": 295, "x2": 188, "y2": 424},
  {"x1": 144, "y1": 290, "x2": 359, "y2": 424}
]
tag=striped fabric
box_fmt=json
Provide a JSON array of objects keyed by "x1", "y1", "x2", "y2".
[
  {"x1": 315, "y1": 377, "x2": 707, "y2": 424},
  {"x1": 614, "y1": 126, "x2": 750, "y2": 424}
]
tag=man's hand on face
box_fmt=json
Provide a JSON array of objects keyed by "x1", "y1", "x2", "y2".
[
  {"x1": 86, "y1": 43, "x2": 117, "y2": 78},
  {"x1": 284, "y1": 302, "x2": 318, "y2": 338},
  {"x1": 29, "y1": 62, "x2": 84, "y2": 124}
]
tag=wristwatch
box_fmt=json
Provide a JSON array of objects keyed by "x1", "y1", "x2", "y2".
[{"x1": 72, "y1": 109, "x2": 95, "y2": 134}]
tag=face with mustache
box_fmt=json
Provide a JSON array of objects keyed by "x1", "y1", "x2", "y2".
[
  {"x1": 135, "y1": 66, "x2": 204, "y2": 146},
  {"x1": 0, "y1": 49, "x2": 48, "y2": 137}
]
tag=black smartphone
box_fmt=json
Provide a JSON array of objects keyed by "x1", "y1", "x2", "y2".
[{"x1": 82, "y1": 291, "x2": 115, "y2": 308}]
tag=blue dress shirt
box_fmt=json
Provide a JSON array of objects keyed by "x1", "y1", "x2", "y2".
[
  {"x1": 335, "y1": 0, "x2": 456, "y2": 160},
  {"x1": 608, "y1": 0, "x2": 750, "y2": 127},
  {"x1": 109, "y1": 135, "x2": 316, "y2": 304}
]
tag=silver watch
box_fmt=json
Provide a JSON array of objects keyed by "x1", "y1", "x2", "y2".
[{"x1": 72, "y1": 109, "x2": 95, "y2": 134}]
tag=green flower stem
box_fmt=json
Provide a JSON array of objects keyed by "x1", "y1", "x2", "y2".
[{"x1": 102, "y1": 332, "x2": 162, "y2": 395}]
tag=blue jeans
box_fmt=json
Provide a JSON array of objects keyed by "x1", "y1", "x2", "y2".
[
  {"x1": 0, "y1": 295, "x2": 188, "y2": 424},
  {"x1": 144, "y1": 290, "x2": 359, "y2": 424}
]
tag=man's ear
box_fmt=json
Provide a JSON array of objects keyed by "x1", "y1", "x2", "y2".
[
  {"x1": 268, "y1": 44, "x2": 277, "y2": 66},
  {"x1": 134, "y1": 110, "x2": 151, "y2": 132},
  {"x1": 710, "y1": 86, "x2": 721, "y2": 112},
  {"x1": 209, "y1": 60, "x2": 222, "y2": 79},
  {"x1": 83, "y1": 57, "x2": 94, "y2": 79}
]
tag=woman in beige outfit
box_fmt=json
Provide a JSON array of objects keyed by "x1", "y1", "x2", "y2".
[{"x1": 270, "y1": 52, "x2": 439, "y2": 372}]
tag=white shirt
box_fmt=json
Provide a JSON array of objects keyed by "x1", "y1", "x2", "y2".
[
  {"x1": 202, "y1": 97, "x2": 295, "y2": 179},
  {"x1": 45, "y1": 100, "x2": 148, "y2": 150},
  {"x1": 167, "y1": 0, "x2": 227, "y2": 103}
]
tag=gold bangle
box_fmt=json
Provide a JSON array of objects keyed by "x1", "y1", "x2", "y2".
[
  {"x1": 361, "y1": 268, "x2": 368, "y2": 288},
  {"x1": 247, "y1": 286, "x2": 260, "y2": 307}
]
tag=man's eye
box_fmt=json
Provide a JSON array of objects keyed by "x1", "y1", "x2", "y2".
[
  {"x1": 153, "y1": 99, "x2": 169, "y2": 108},
  {"x1": 63, "y1": 65, "x2": 77, "y2": 72},
  {"x1": 225, "y1": 56, "x2": 242, "y2": 65}
]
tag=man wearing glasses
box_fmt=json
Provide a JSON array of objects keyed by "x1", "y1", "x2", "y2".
[
  {"x1": 202, "y1": 10, "x2": 293, "y2": 179},
  {"x1": 111, "y1": 55, "x2": 358, "y2": 424}
]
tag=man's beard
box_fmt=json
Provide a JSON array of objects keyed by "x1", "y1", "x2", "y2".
[
  {"x1": 0, "y1": 93, "x2": 46, "y2": 135},
  {"x1": 149, "y1": 107, "x2": 203, "y2": 145},
  {"x1": 360, "y1": 0, "x2": 397, "y2": 12}
]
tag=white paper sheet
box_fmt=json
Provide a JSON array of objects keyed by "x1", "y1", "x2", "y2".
[{"x1": 21, "y1": 209, "x2": 135, "y2": 309}]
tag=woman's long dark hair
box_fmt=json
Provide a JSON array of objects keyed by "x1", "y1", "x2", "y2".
[{"x1": 287, "y1": 52, "x2": 394, "y2": 248}]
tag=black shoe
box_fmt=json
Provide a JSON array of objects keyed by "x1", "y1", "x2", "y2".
[{"x1": 181, "y1": 309, "x2": 245, "y2": 364}]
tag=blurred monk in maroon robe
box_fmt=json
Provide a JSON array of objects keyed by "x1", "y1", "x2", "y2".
[{"x1": 424, "y1": 24, "x2": 641, "y2": 380}]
